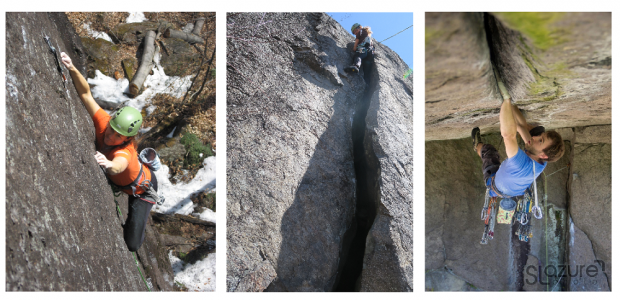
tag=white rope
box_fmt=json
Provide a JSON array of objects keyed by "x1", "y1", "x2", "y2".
[{"x1": 532, "y1": 161, "x2": 543, "y2": 219}]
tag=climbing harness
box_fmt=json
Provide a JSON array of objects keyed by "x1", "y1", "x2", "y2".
[
  {"x1": 531, "y1": 161, "x2": 543, "y2": 219},
  {"x1": 102, "y1": 148, "x2": 165, "y2": 206},
  {"x1": 43, "y1": 36, "x2": 67, "y2": 88},
  {"x1": 481, "y1": 179, "x2": 540, "y2": 244},
  {"x1": 377, "y1": 25, "x2": 413, "y2": 44}
]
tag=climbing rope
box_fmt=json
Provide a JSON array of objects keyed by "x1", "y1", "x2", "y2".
[
  {"x1": 531, "y1": 162, "x2": 543, "y2": 219},
  {"x1": 113, "y1": 198, "x2": 152, "y2": 292},
  {"x1": 378, "y1": 25, "x2": 413, "y2": 44}
]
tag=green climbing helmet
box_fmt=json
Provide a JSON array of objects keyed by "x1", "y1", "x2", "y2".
[
  {"x1": 109, "y1": 106, "x2": 142, "y2": 137},
  {"x1": 351, "y1": 23, "x2": 361, "y2": 34}
]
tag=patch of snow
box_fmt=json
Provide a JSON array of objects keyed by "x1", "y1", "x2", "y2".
[
  {"x1": 126, "y1": 12, "x2": 148, "y2": 23},
  {"x1": 169, "y1": 251, "x2": 186, "y2": 274},
  {"x1": 139, "y1": 127, "x2": 152, "y2": 134},
  {"x1": 145, "y1": 105, "x2": 157, "y2": 116},
  {"x1": 169, "y1": 251, "x2": 216, "y2": 292},
  {"x1": 153, "y1": 156, "x2": 216, "y2": 223},
  {"x1": 166, "y1": 126, "x2": 177, "y2": 138},
  {"x1": 194, "y1": 209, "x2": 216, "y2": 223},
  {"x1": 87, "y1": 47, "x2": 192, "y2": 113},
  {"x1": 83, "y1": 23, "x2": 113, "y2": 43}
]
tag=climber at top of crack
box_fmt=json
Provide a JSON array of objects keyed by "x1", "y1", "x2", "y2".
[
  {"x1": 344, "y1": 22, "x2": 375, "y2": 74},
  {"x1": 472, "y1": 68, "x2": 565, "y2": 200},
  {"x1": 61, "y1": 51, "x2": 163, "y2": 252}
]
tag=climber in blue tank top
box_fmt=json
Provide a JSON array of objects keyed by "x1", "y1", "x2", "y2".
[{"x1": 471, "y1": 73, "x2": 565, "y2": 198}]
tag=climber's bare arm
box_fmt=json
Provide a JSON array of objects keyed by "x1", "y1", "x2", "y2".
[
  {"x1": 60, "y1": 52, "x2": 101, "y2": 118},
  {"x1": 500, "y1": 99, "x2": 519, "y2": 158},
  {"x1": 353, "y1": 38, "x2": 359, "y2": 52},
  {"x1": 95, "y1": 152, "x2": 129, "y2": 175}
]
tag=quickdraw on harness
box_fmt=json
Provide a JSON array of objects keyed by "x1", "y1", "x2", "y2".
[
  {"x1": 43, "y1": 36, "x2": 67, "y2": 89},
  {"x1": 480, "y1": 189, "x2": 497, "y2": 244},
  {"x1": 514, "y1": 188, "x2": 534, "y2": 242}
]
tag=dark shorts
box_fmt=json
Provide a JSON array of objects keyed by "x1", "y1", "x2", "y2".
[
  {"x1": 481, "y1": 144, "x2": 501, "y2": 184},
  {"x1": 124, "y1": 173, "x2": 158, "y2": 252}
]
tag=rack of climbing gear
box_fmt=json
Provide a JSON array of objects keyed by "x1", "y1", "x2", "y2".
[
  {"x1": 43, "y1": 35, "x2": 67, "y2": 89},
  {"x1": 480, "y1": 189, "x2": 497, "y2": 244},
  {"x1": 514, "y1": 187, "x2": 534, "y2": 242}
]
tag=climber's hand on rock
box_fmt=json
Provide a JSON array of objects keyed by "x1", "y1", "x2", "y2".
[
  {"x1": 60, "y1": 52, "x2": 75, "y2": 70},
  {"x1": 94, "y1": 151, "x2": 113, "y2": 170}
]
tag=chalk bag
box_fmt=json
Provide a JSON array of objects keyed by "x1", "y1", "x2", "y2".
[
  {"x1": 139, "y1": 148, "x2": 162, "y2": 171},
  {"x1": 497, "y1": 198, "x2": 517, "y2": 224}
]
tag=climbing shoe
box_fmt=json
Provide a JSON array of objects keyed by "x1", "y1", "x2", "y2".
[{"x1": 472, "y1": 127, "x2": 482, "y2": 151}]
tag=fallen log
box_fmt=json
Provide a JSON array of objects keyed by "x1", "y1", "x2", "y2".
[
  {"x1": 129, "y1": 30, "x2": 157, "y2": 97},
  {"x1": 192, "y1": 17, "x2": 205, "y2": 36},
  {"x1": 164, "y1": 28, "x2": 204, "y2": 44},
  {"x1": 151, "y1": 212, "x2": 215, "y2": 227}
]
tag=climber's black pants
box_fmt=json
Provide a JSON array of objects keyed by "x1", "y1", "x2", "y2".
[
  {"x1": 352, "y1": 50, "x2": 373, "y2": 68},
  {"x1": 481, "y1": 144, "x2": 501, "y2": 184},
  {"x1": 124, "y1": 173, "x2": 158, "y2": 252}
]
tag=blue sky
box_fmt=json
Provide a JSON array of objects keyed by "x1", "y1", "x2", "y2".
[{"x1": 327, "y1": 12, "x2": 413, "y2": 69}]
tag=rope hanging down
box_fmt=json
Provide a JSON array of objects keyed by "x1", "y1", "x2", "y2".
[{"x1": 378, "y1": 25, "x2": 413, "y2": 44}]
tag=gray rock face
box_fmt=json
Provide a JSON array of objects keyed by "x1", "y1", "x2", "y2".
[
  {"x1": 358, "y1": 39, "x2": 413, "y2": 292},
  {"x1": 570, "y1": 126, "x2": 612, "y2": 286},
  {"x1": 568, "y1": 221, "x2": 610, "y2": 291},
  {"x1": 425, "y1": 129, "x2": 610, "y2": 291},
  {"x1": 227, "y1": 12, "x2": 412, "y2": 292},
  {"x1": 6, "y1": 12, "x2": 173, "y2": 291},
  {"x1": 426, "y1": 12, "x2": 611, "y2": 141}
]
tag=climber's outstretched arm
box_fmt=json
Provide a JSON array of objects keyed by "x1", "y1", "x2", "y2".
[
  {"x1": 60, "y1": 52, "x2": 101, "y2": 118},
  {"x1": 353, "y1": 38, "x2": 359, "y2": 52},
  {"x1": 500, "y1": 98, "x2": 519, "y2": 159}
]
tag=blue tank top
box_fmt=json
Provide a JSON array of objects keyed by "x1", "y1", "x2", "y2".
[{"x1": 487, "y1": 148, "x2": 546, "y2": 197}]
